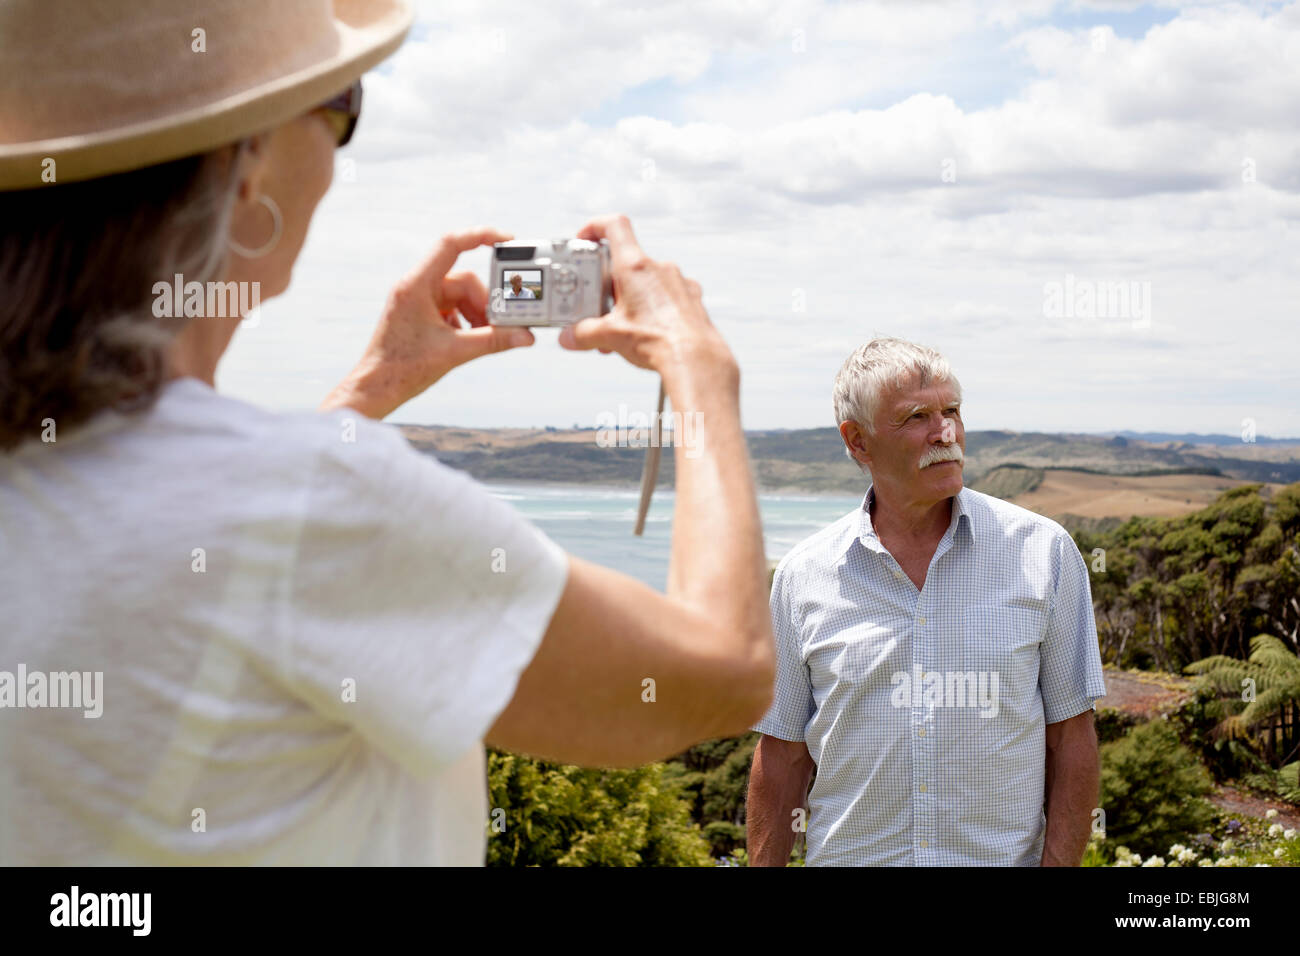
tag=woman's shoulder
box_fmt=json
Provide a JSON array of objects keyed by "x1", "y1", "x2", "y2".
[
  {"x1": 83, "y1": 377, "x2": 440, "y2": 497},
  {"x1": 157, "y1": 377, "x2": 407, "y2": 457}
]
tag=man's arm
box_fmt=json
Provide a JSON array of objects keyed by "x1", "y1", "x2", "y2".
[
  {"x1": 1041, "y1": 709, "x2": 1099, "y2": 866},
  {"x1": 747, "y1": 734, "x2": 815, "y2": 866}
]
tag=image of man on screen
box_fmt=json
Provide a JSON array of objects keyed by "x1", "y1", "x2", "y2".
[{"x1": 506, "y1": 273, "x2": 536, "y2": 299}]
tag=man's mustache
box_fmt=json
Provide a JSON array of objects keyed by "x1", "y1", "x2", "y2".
[{"x1": 919, "y1": 444, "x2": 964, "y2": 469}]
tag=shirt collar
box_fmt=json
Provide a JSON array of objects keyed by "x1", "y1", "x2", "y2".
[{"x1": 852, "y1": 483, "x2": 976, "y2": 554}]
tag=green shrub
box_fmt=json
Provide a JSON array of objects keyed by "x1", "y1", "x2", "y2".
[
  {"x1": 666, "y1": 732, "x2": 757, "y2": 830},
  {"x1": 486, "y1": 750, "x2": 712, "y2": 866},
  {"x1": 702, "y1": 821, "x2": 746, "y2": 857},
  {"x1": 1098, "y1": 718, "x2": 1216, "y2": 860},
  {"x1": 1095, "y1": 706, "x2": 1139, "y2": 744}
]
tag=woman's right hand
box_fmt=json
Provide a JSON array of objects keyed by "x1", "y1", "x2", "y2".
[
  {"x1": 321, "y1": 227, "x2": 535, "y2": 419},
  {"x1": 558, "y1": 215, "x2": 738, "y2": 397}
]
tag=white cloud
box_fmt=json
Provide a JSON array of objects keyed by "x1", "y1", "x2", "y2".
[{"x1": 219, "y1": 0, "x2": 1300, "y2": 436}]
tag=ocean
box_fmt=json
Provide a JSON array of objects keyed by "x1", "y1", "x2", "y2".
[{"x1": 485, "y1": 482, "x2": 866, "y2": 590}]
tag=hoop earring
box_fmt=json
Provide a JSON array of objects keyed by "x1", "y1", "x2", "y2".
[{"x1": 229, "y1": 194, "x2": 283, "y2": 259}]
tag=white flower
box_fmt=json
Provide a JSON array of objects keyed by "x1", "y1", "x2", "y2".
[
  {"x1": 1177, "y1": 848, "x2": 1197, "y2": 862},
  {"x1": 1114, "y1": 858, "x2": 1133, "y2": 867},
  {"x1": 1221, "y1": 838, "x2": 1234, "y2": 852},
  {"x1": 1266, "y1": 809, "x2": 1279, "y2": 820},
  {"x1": 1142, "y1": 856, "x2": 1166, "y2": 867},
  {"x1": 1169, "y1": 843, "x2": 1187, "y2": 855},
  {"x1": 1275, "y1": 848, "x2": 1285, "y2": 858},
  {"x1": 1286, "y1": 829, "x2": 1297, "y2": 840},
  {"x1": 1197, "y1": 859, "x2": 1214, "y2": 867},
  {"x1": 1269, "y1": 823, "x2": 1283, "y2": 838}
]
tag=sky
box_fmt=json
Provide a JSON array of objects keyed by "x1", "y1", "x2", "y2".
[{"x1": 217, "y1": 0, "x2": 1300, "y2": 438}]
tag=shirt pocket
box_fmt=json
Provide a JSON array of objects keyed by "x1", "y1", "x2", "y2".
[{"x1": 963, "y1": 605, "x2": 1047, "y2": 724}]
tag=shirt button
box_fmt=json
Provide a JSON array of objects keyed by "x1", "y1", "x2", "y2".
[
  {"x1": 919, "y1": 783, "x2": 928, "y2": 792},
  {"x1": 920, "y1": 839, "x2": 929, "y2": 848},
  {"x1": 918, "y1": 616, "x2": 927, "y2": 625},
  {"x1": 917, "y1": 727, "x2": 926, "y2": 737}
]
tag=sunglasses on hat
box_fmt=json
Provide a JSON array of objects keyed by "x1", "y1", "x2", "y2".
[{"x1": 318, "y1": 79, "x2": 363, "y2": 147}]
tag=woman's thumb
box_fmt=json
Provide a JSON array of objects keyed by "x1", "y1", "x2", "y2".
[{"x1": 558, "y1": 315, "x2": 619, "y2": 351}]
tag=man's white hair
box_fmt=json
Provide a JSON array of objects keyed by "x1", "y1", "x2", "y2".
[{"x1": 832, "y1": 337, "x2": 962, "y2": 447}]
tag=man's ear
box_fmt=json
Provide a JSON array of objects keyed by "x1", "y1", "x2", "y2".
[{"x1": 839, "y1": 420, "x2": 873, "y2": 470}]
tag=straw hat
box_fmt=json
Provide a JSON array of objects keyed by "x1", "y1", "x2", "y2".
[{"x1": 0, "y1": 0, "x2": 413, "y2": 191}]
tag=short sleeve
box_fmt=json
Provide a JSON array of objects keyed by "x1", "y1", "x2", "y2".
[
  {"x1": 1039, "y1": 532, "x2": 1107, "y2": 724},
  {"x1": 752, "y1": 561, "x2": 814, "y2": 741},
  {"x1": 283, "y1": 416, "x2": 569, "y2": 778}
]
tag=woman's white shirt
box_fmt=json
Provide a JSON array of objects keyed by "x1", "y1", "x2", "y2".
[{"x1": 0, "y1": 378, "x2": 568, "y2": 864}]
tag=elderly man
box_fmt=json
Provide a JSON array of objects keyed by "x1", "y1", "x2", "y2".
[
  {"x1": 747, "y1": 337, "x2": 1106, "y2": 866},
  {"x1": 506, "y1": 273, "x2": 536, "y2": 299}
]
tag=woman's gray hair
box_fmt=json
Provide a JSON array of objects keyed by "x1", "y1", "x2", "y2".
[
  {"x1": 0, "y1": 139, "x2": 250, "y2": 450},
  {"x1": 832, "y1": 337, "x2": 962, "y2": 439}
]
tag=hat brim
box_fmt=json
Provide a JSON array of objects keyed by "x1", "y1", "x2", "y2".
[{"x1": 0, "y1": 0, "x2": 413, "y2": 190}]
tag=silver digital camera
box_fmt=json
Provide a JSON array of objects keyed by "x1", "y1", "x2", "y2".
[{"x1": 487, "y1": 238, "x2": 613, "y2": 327}]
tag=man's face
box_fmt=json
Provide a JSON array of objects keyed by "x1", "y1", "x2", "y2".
[
  {"x1": 863, "y1": 377, "x2": 964, "y2": 506},
  {"x1": 510, "y1": 275, "x2": 522, "y2": 291}
]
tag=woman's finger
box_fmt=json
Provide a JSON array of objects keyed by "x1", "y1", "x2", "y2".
[
  {"x1": 576, "y1": 214, "x2": 645, "y2": 273},
  {"x1": 407, "y1": 226, "x2": 513, "y2": 297},
  {"x1": 441, "y1": 272, "x2": 490, "y2": 328}
]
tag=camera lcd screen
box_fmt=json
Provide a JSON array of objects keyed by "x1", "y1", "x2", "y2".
[{"x1": 502, "y1": 270, "x2": 543, "y2": 301}]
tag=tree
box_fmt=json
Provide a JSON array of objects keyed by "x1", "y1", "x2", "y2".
[
  {"x1": 1082, "y1": 482, "x2": 1300, "y2": 671},
  {"x1": 1186, "y1": 634, "x2": 1300, "y2": 768}
]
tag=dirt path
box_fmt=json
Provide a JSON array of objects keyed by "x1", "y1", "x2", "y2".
[
  {"x1": 1096, "y1": 667, "x2": 1195, "y2": 718},
  {"x1": 1210, "y1": 785, "x2": 1300, "y2": 829}
]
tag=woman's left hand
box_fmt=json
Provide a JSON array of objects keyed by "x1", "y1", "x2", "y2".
[{"x1": 321, "y1": 227, "x2": 535, "y2": 419}]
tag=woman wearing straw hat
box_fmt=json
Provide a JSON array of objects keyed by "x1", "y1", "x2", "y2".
[{"x1": 0, "y1": 0, "x2": 772, "y2": 865}]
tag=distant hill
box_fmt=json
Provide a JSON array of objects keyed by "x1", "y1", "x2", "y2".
[
  {"x1": 970, "y1": 464, "x2": 1045, "y2": 500},
  {"x1": 1103, "y1": 430, "x2": 1299, "y2": 446},
  {"x1": 970, "y1": 465, "x2": 1282, "y2": 532},
  {"x1": 397, "y1": 425, "x2": 1300, "y2": 499}
]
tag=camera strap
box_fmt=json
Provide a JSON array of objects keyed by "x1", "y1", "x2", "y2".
[{"x1": 633, "y1": 379, "x2": 665, "y2": 536}]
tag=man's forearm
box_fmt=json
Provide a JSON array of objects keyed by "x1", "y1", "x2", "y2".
[
  {"x1": 1041, "y1": 727, "x2": 1100, "y2": 866},
  {"x1": 747, "y1": 795, "x2": 800, "y2": 866},
  {"x1": 747, "y1": 740, "x2": 813, "y2": 866}
]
